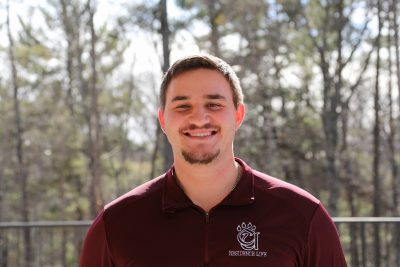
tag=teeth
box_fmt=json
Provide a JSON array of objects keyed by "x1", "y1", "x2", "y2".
[
  {"x1": 190, "y1": 132, "x2": 212, "y2": 137},
  {"x1": 183, "y1": 130, "x2": 217, "y2": 137},
  {"x1": 182, "y1": 128, "x2": 218, "y2": 137}
]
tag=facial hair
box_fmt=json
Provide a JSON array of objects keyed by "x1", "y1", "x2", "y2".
[
  {"x1": 181, "y1": 149, "x2": 220, "y2": 165},
  {"x1": 179, "y1": 123, "x2": 221, "y2": 164}
]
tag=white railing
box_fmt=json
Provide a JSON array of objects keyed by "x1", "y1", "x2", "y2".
[{"x1": 0, "y1": 218, "x2": 399, "y2": 267}]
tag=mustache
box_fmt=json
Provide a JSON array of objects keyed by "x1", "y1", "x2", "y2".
[{"x1": 179, "y1": 123, "x2": 220, "y2": 131}]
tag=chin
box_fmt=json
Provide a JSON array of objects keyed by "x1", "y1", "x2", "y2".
[{"x1": 181, "y1": 150, "x2": 220, "y2": 165}]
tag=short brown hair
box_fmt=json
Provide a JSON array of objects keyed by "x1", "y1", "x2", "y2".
[{"x1": 159, "y1": 54, "x2": 243, "y2": 110}]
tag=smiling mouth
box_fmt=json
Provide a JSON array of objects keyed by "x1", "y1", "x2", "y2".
[{"x1": 182, "y1": 129, "x2": 218, "y2": 137}]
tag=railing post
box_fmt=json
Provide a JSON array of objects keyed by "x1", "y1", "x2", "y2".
[
  {"x1": 0, "y1": 232, "x2": 7, "y2": 267},
  {"x1": 396, "y1": 224, "x2": 400, "y2": 267},
  {"x1": 360, "y1": 222, "x2": 366, "y2": 267},
  {"x1": 350, "y1": 222, "x2": 359, "y2": 267}
]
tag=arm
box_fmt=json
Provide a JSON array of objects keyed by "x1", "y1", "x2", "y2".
[
  {"x1": 80, "y1": 211, "x2": 114, "y2": 267},
  {"x1": 304, "y1": 204, "x2": 348, "y2": 267}
]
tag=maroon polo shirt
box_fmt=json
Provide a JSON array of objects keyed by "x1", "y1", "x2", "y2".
[{"x1": 80, "y1": 158, "x2": 347, "y2": 267}]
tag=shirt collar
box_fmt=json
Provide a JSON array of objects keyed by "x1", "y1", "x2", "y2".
[{"x1": 162, "y1": 158, "x2": 255, "y2": 213}]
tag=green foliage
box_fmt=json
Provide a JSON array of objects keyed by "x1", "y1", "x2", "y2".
[
  {"x1": 1, "y1": 0, "x2": 399, "y2": 265},
  {"x1": 0, "y1": 2, "x2": 399, "y2": 265}
]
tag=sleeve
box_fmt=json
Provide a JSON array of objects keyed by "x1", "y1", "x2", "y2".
[
  {"x1": 79, "y1": 210, "x2": 115, "y2": 267},
  {"x1": 303, "y1": 204, "x2": 348, "y2": 267}
]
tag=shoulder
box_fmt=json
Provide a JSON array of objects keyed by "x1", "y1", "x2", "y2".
[
  {"x1": 80, "y1": 210, "x2": 114, "y2": 266},
  {"x1": 251, "y1": 168, "x2": 321, "y2": 221},
  {"x1": 103, "y1": 173, "x2": 166, "y2": 215},
  {"x1": 252, "y1": 169, "x2": 319, "y2": 203}
]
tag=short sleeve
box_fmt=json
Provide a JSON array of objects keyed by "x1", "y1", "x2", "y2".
[
  {"x1": 304, "y1": 204, "x2": 348, "y2": 267},
  {"x1": 80, "y1": 211, "x2": 114, "y2": 267}
]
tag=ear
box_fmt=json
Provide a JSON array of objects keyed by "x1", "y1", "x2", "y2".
[
  {"x1": 158, "y1": 109, "x2": 165, "y2": 132},
  {"x1": 235, "y1": 103, "x2": 245, "y2": 130}
]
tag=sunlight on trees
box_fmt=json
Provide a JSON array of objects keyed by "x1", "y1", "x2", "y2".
[{"x1": 0, "y1": 0, "x2": 399, "y2": 266}]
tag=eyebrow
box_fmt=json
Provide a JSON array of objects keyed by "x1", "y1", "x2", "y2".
[
  {"x1": 171, "y1": 94, "x2": 226, "y2": 102},
  {"x1": 206, "y1": 94, "x2": 226, "y2": 100},
  {"x1": 171, "y1": 96, "x2": 189, "y2": 102}
]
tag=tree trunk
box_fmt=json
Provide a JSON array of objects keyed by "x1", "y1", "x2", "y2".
[
  {"x1": 54, "y1": 158, "x2": 67, "y2": 267},
  {"x1": 88, "y1": 0, "x2": 104, "y2": 216},
  {"x1": 392, "y1": 0, "x2": 400, "y2": 217},
  {"x1": 160, "y1": 0, "x2": 172, "y2": 171},
  {"x1": 59, "y1": 1, "x2": 75, "y2": 265},
  {"x1": 326, "y1": 0, "x2": 345, "y2": 217},
  {"x1": 340, "y1": 100, "x2": 360, "y2": 266},
  {"x1": 60, "y1": 0, "x2": 76, "y2": 115},
  {"x1": 207, "y1": 0, "x2": 221, "y2": 57},
  {"x1": 308, "y1": 2, "x2": 340, "y2": 217},
  {"x1": 75, "y1": 1, "x2": 101, "y2": 219},
  {"x1": 321, "y1": 64, "x2": 339, "y2": 216},
  {"x1": 387, "y1": 0, "x2": 398, "y2": 217},
  {"x1": 6, "y1": 1, "x2": 33, "y2": 266},
  {"x1": 346, "y1": 168, "x2": 359, "y2": 267},
  {"x1": 0, "y1": 164, "x2": 7, "y2": 267},
  {"x1": 391, "y1": 0, "x2": 400, "y2": 265},
  {"x1": 373, "y1": 1, "x2": 382, "y2": 266},
  {"x1": 150, "y1": 124, "x2": 162, "y2": 179},
  {"x1": 149, "y1": 0, "x2": 173, "y2": 177},
  {"x1": 73, "y1": 2, "x2": 88, "y2": 222}
]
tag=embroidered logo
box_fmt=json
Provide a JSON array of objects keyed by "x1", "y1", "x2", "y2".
[
  {"x1": 228, "y1": 222, "x2": 268, "y2": 258},
  {"x1": 237, "y1": 222, "x2": 259, "y2": 250}
]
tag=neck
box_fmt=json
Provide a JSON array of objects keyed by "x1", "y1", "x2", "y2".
[{"x1": 174, "y1": 155, "x2": 241, "y2": 212}]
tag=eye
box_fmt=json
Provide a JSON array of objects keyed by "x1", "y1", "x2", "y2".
[
  {"x1": 175, "y1": 104, "x2": 191, "y2": 111},
  {"x1": 207, "y1": 103, "x2": 223, "y2": 110}
]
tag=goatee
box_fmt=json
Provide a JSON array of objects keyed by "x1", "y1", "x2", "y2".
[{"x1": 181, "y1": 150, "x2": 220, "y2": 165}]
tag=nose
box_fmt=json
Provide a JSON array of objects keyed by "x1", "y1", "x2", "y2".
[{"x1": 188, "y1": 106, "x2": 210, "y2": 126}]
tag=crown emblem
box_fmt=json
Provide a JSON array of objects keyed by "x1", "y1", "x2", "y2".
[{"x1": 236, "y1": 222, "x2": 260, "y2": 251}]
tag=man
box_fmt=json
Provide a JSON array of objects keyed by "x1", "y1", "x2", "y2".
[{"x1": 80, "y1": 54, "x2": 347, "y2": 266}]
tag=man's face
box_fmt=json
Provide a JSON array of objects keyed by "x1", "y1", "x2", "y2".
[{"x1": 158, "y1": 68, "x2": 245, "y2": 165}]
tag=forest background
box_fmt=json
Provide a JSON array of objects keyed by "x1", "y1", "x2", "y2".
[{"x1": 0, "y1": 0, "x2": 399, "y2": 266}]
